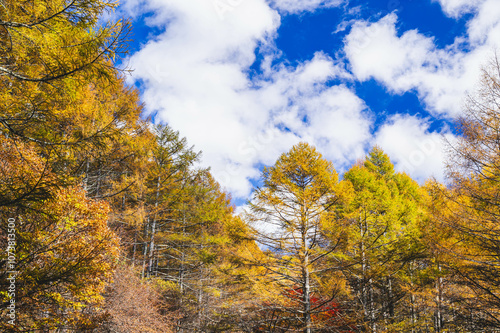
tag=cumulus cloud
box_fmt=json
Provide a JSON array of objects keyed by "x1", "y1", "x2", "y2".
[
  {"x1": 123, "y1": 0, "x2": 369, "y2": 199},
  {"x1": 270, "y1": 0, "x2": 344, "y2": 14},
  {"x1": 374, "y1": 115, "x2": 454, "y2": 182},
  {"x1": 262, "y1": 57, "x2": 371, "y2": 167},
  {"x1": 121, "y1": 0, "x2": 500, "y2": 202},
  {"x1": 431, "y1": 0, "x2": 483, "y2": 18},
  {"x1": 467, "y1": 0, "x2": 500, "y2": 44},
  {"x1": 344, "y1": 6, "x2": 500, "y2": 117}
]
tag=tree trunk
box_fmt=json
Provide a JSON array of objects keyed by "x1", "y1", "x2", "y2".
[
  {"x1": 303, "y1": 258, "x2": 311, "y2": 333},
  {"x1": 435, "y1": 263, "x2": 443, "y2": 332},
  {"x1": 141, "y1": 218, "x2": 149, "y2": 279},
  {"x1": 387, "y1": 276, "x2": 394, "y2": 320},
  {"x1": 301, "y1": 196, "x2": 312, "y2": 333}
]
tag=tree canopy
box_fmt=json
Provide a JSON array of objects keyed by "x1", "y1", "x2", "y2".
[{"x1": 2, "y1": 0, "x2": 500, "y2": 332}]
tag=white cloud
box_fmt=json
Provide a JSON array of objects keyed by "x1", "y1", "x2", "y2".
[
  {"x1": 124, "y1": 0, "x2": 369, "y2": 199},
  {"x1": 270, "y1": 0, "x2": 343, "y2": 14},
  {"x1": 467, "y1": 0, "x2": 500, "y2": 44},
  {"x1": 122, "y1": 0, "x2": 500, "y2": 202},
  {"x1": 292, "y1": 84, "x2": 371, "y2": 165},
  {"x1": 432, "y1": 0, "x2": 483, "y2": 18},
  {"x1": 345, "y1": 14, "x2": 436, "y2": 85},
  {"x1": 344, "y1": 6, "x2": 500, "y2": 117},
  {"x1": 374, "y1": 115, "x2": 454, "y2": 183}
]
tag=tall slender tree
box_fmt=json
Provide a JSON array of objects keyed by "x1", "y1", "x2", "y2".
[
  {"x1": 442, "y1": 55, "x2": 500, "y2": 330},
  {"x1": 341, "y1": 147, "x2": 428, "y2": 332},
  {"x1": 246, "y1": 142, "x2": 352, "y2": 332}
]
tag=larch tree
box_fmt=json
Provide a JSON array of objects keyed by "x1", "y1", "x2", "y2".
[
  {"x1": 0, "y1": 0, "x2": 132, "y2": 207},
  {"x1": 139, "y1": 124, "x2": 201, "y2": 281},
  {"x1": 0, "y1": 0, "x2": 127, "y2": 80},
  {"x1": 246, "y1": 142, "x2": 352, "y2": 333},
  {"x1": 421, "y1": 180, "x2": 468, "y2": 332},
  {"x1": 0, "y1": 0, "x2": 129, "y2": 142},
  {"x1": 132, "y1": 124, "x2": 243, "y2": 332},
  {"x1": 0, "y1": 1, "x2": 161, "y2": 331},
  {"x1": 342, "y1": 149, "x2": 399, "y2": 332},
  {"x1": 0, "y1": 142, "x2": 120, "y2": 330},
  {"x1": 341, "y1": 147, "x2": 427, "y2": 332},
  {"x1": 442, "y1": 54, "x2": 500, "y2": 330}
]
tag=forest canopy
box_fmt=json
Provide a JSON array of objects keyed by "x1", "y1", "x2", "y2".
[{"x1": 1, "y1": 0, "x2": 500, "y2": 332}]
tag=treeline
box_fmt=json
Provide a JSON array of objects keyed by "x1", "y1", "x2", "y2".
[
  {"x1": 0, "y1": 0, "x2": 252, "y2": 331},
  {"x1": 236, "y1": 61, "x2": 500, "y2": 332},
  {"x1": 241, "y1": 143, "x2": 497, "y2": 333},
  {"x1": 1, "y1": 1, "x2": 500, "y2": 332}
]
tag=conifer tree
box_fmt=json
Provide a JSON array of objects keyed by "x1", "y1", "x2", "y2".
[
  {"x1": 341, "y1": 147, "x2": 427, "y2": 332},
  {"x1": 442, "y1": 55, "x2": 500, "y2": 330},
  {"x1": 246, "y1": 142, "x2": 352, "y2": 333}
]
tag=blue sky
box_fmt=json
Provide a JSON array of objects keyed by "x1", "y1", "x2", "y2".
[{"x1": 116, "y1": 0, "x2": 500, "y2": 205}]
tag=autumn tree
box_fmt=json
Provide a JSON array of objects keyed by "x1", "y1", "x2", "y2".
[
  {"x1": 441, "y1": 55, "x2": 500, "y2": 330},
  {"x1": 416, "y1": 181, "x2": 469, "y2": 332},
  {"x1": 119, "y1": 124, "x2": 244, "y2": 332},
  {"x1": 96, "y1": 263, "x2": 176, "y2": 333},
  {"x1": 340, "y1": 147, "x2": 429, "y2": 332},
  {"x1": 0, "y1": 0, "x2": 127, "y2": 83},
  {"x1": 246, "y1": 142, "x2": 353, "y2": 333},
  {"x1": 0, "y1": 0, "x2": 132, "y2": 206},
  {"x1": 0, "y1": 140, "x2": 119, "y2": 331},
  {"x1": 0, "y1": 2, "x2": 156, "y2": 331},
  {"x1": 137, "y1": 124, "x2": 200, "y2": 279},
  {"x1": 0, "y1": 0, "x2": 129, "y2": 143}
]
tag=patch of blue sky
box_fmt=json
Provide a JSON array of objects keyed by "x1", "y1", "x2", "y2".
[
  {"x1": 275, "y1": 8, "x2": 345, "y2": 63},
  {"x1": 117, "y1": 0, "x2": 500, "y2": 204}
]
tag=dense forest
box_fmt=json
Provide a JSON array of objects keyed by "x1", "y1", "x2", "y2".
[{"x1": 2, "y1": 1, "x2": 500, "y2": 332}]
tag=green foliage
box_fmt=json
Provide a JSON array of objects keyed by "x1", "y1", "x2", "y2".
[
  {"x1": 339, "y1": 147, "x2": 429, "y2": 332},
  {"x1": 364, "y1": 145, "x2": 395, "y2": 179}
]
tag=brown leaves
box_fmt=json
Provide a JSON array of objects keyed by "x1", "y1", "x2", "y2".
[{"x1": 97, "y1": 264, "x2": 176, "y2": 333}]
